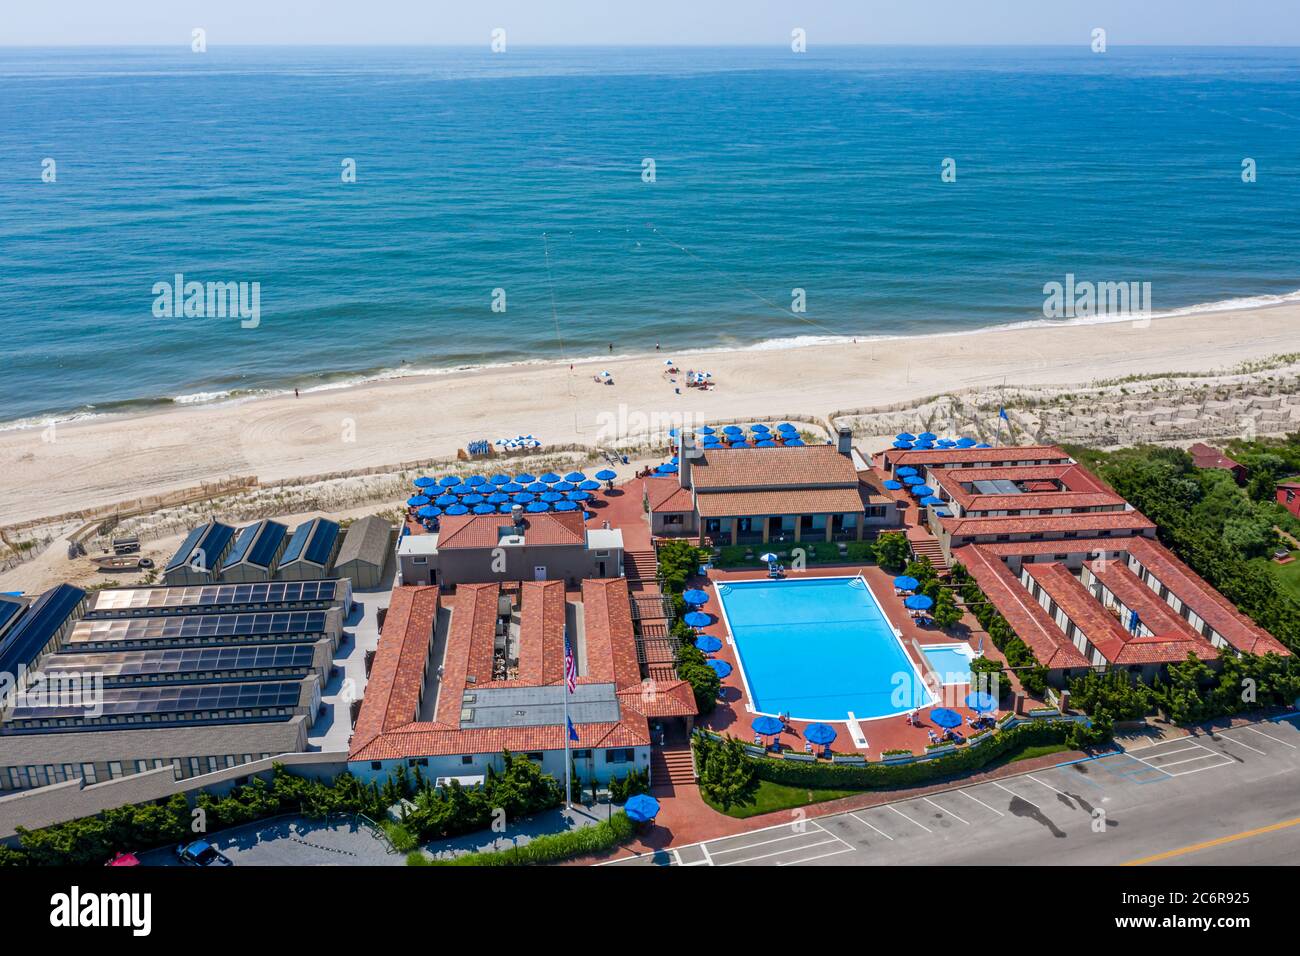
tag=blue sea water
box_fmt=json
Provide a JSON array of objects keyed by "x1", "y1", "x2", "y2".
[{"x1": 2, "y1": 45, "x2": 1299, "y2": 425}]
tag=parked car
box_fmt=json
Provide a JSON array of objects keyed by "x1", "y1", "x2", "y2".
[{"x1": 175, "y1": 839, "x2": 232, "y2": 867}]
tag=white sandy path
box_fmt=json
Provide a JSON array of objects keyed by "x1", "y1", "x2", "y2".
[{"x1": 4, "y1": 304, "x2": 1298, "y2": 526}]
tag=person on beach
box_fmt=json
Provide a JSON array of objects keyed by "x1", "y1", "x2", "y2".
[{"x1": 294, "y1": 388, "x2": 299, "y2": 398}]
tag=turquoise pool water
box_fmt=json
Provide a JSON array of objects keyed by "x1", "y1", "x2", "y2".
[
  {"x1": 921, "y1": 645, "x2": 975, "y2": 686},
  {"x1": 714, "y1": 577, "x2": 932, "y2": 722}
]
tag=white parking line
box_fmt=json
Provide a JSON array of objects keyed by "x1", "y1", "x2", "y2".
[
  {"x1": 1213, "y1": 733, "x2": 1267, "y2": 756},
  {"x1": 721, "y1": 837, "x2": 838, "y2": 866},
  {"x1": 699, "y1": 843, "x2": 713, "y2": 866},
  {"x1": 888, "y1": 804, "x2": 933, "y2": 833},
  {"x1": 777, "y1": 847, "x2": 855, "y2": 866},
  {"x1": 707, "y1": 828, "x2": 819, "y2": 857},
  {"x1": 1247, "y1": 726, "x2": 1298, "y2": 749},
  {"x1": 923, "y1": 796, "x2": 969, "y2": 825},
  {"x1": 1027, "y1": 774, "x2": 1068, "y2": 797},
  {"x1": 811, "y1": 819, "x2": 855, "y2": 849},
  {"x1": 1123, "y1": 751, "x2": 1176, "y2": 778},
  {"x1": 1135, "y1": 744, "x2": 1202, "y2": 761},
  {"x1": 959, "y1": 789, "x2": 1004, "y2": 817},
  {"x1": 849, "y1": 811, "x2": 894, "y2": 840},
  {"x1": 992, "y1": 780, "x2": 1039, "y2": 808}
]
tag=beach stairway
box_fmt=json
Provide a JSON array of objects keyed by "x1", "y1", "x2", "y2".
[
  {"x1": 908, "y1": 536, "x2": 949, "y2": 575},
  {"x1": 625, "y1": 550, "x2": 659, "y2": 587},
  {"x1": 651, "y1": 745, "x2": 696, "y2": 789}
]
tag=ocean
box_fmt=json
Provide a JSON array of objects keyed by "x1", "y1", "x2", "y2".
[{"x1": 2, "y1": 45, "x2": 1299, "y2": 426}]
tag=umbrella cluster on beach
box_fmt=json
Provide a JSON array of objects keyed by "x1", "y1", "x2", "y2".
[{"x1": 408, "y1": 470, "x2": 601, "y2": 520}]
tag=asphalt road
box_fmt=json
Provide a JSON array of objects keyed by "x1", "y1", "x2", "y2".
[{"x1": 606, "y1": 715, "x2": 1300, "y2": 867}]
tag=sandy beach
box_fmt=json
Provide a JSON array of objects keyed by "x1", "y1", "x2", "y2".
[{"x1": 4, "y1": 303, "x2": 1299, "y2": 528}]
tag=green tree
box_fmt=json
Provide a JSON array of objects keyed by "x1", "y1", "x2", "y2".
[
  {"x1": 875, "y1": 532, "x2": 910, "y2": 572},
  {"x1": 696, "y1": 737, "x2": 759, "y2": 812}
]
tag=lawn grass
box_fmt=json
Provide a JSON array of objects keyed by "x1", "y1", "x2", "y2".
[
  {"x1": 706, "y1": 780, "x2": 859, "y2": 819},
  {"x1": 1008, "y1": 742, "x2": 1071, "y2": 763},
  {"x1": 1261, "y1": 551, "x2": 1300, "y2": 604}
]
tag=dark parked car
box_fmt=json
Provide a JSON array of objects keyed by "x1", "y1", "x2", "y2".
[{"x1": 176, "y1": 839, "x2": 232, "y2": 867}]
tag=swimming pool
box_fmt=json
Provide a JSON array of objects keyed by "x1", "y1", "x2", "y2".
[
  {"x1": 921, "y1": 644, "x2": 975, "y2": 686},
  {"x1": 714, "y1": 576, "x2": 934, "y2": 722}
]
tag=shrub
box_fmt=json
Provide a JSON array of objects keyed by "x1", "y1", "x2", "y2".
[
  {"x1": 875, "y1": 532, "x2": 910, "y2": 572},
  {"x1": 694, "y1": 735, "x2": 761, "y2": 811},
  {"x1": 437, "y1": 812, "x2": 636, "y2": 866}
]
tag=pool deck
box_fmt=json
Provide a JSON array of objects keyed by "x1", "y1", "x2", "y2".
[{"x1": 697, "y1": 563, "x2": 1011, "y2": 759}]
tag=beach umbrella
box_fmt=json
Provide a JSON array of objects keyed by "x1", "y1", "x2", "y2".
[
  {"x1": 975, "y1": 442, "x2": 992, "y2": 448},
  {"x1": 752, "y1": 715, "x2": 784, "y2": 736},
  {"x1": 552, "y1": 481, "x2": 575, "y2": 492},
  {"x1": 697, "y1": 426, "x2": 716, "y2": 435},
  {"x1": 490, "y1": 474, "x2": 510, "y2": 485},
  {"x1": 445, "y1": 504, "x2": 469, "y2": 516},
  {"x1": 920, "y1": 495, "x2": 944, "y2": 506},
  {"x1": 966, "y1": 692, "x2": 998, "y2": 714},
  {"x1": 526, "y1": 482, "x2": 549, "y2": 493},
  {"x1": 540, "y1": 492, "x2": 563, "y2": 503},
  {"x1": 468, "y1": 475, "x2": 487, "y2": 486},
  {"x1": 905, "y1": 594, "x2": 934, "y2": 611},
  {"x1": 437, "y1": 475, "x2": 459, "y2": 487},
  {"x1": 893, "y1": 576, "x2": 920, "y2": 591},
  {"x1": 694, "y1": 634, "x2": 722, "y2": 653},
  {"x1": 500, "y1": 482, "x2": 523, "y2": 493},
  {"x1": 911, "y1": 485, "x2": 935, "y2": 497},
  {"x1": 539, "y1": 472, "x2": 561, "y2": 483},
  {"x1": 515, "y1": 473, "x2": 536, "y2": 484},
  {"x1": 750, "y1": 424, "x2": 770, "y2": 433},
  {"x1": 668, "y1": 428, "x2": 678, "y2": 439},
  {"x1": 566, "y1": 490, "x2": 591, "y2": 501},
  {"x1": 722, "y1": 425, "x2": 743, "y2": 435},
  {"x1": 416, "y1": 505, "x2": 441, "y2": 518},
  {"x1": 706, "y1": 659, "x2": 732, "y2": 678},
  {"x1": 777, "y1": 423, "x2": 798, "y2": 433},
  {"x1": 434, "y1": 494, "x2": 458, "y2": 507},
  {"x1": 554, "y1": 500, "x2": 578, "y2": 512},
  {"x1": 595, "y1": 469, "x2": 617, "y2": 481},
  {"x1": 955, "y1": 437, "x2": 977, "y2": 448},
  {"x1": 918, "y1": 432, "x2": 937, "y2": 441},
  {"x1": 472, "y1": 503, "x2": 495, "y2": 515},
  {"x1": 929, "y1": 708, "x2": 962, "y2": 729},
  {"x1": 658, "y1": 463, "x2": 679, "y2": 474},
  {"x1": 407, "y1": 495, "x2": 430, "y2": 507},
  {"x1": 487, "y1": 492, "x2": 510, "y2": 504},
  {"x1": 450, "y1": 484, "x2": 475, "y2": 495},
  {"x1": 624, "y1": 793, "x2": 660, "y2": 824},
  {"x1": 936, "y1": 439, "x2": 955, "y2": 448},
  {"x1": 755, "y1": 440, "x2": 777, "y2": 447},
  {"x1": 731, "y1": 441, "x2": 751, "y2": 449},
  {"x1": 564, "y1": 471, "x2": 586, "y2": 482},
  {"x1": 892, "y1": 440, "x2": 914, "y2": 449},
  {"x1": 461, "y1": 493, "x2": 485, "y2": 505},
  {"x1": 683, "y1": 611, "x2": 712, "y2": 628},
  {"x1": 896, "y1": 432, "x2": 916, "y2": 442},
  {"x1": 526, "y1": 501, "x2": 549, "y2": 513},
  {"x1": 804, "y1": 723, "x2": 837, "y2": 746},
  {"x1": 577, "y1": 480, "x2": 601, "y2": 491},
  {"x1": 512, "y1": 492, "x2": 535, "y2": 503},
  {"x1": 882, "y1": 479, "x2": 903, "y2": 491},
  {"x1": 413, "y1": 476, "x2": 436, "y2": 488},
  {"x1": 896, "y1": 467, "x2": 918, "y2": 477},
  {"x1": 759, "y1": 552, "x2": 778, "y2": 563},
  {"x1": 498, "y1": 502, "x2": 515, "y2": 513},
  {"x1": 903, "y1": 475, "x2": 924, "y2": 486},
  {"x1": 915, "y1": 441, "x2": 936, "y2": 450},
  {"x1": 784, "y1": 439, "x2": 805, "y2": 446},
  {"x1": 682, "y1": 589, "x2": 710, "y2": 605}
]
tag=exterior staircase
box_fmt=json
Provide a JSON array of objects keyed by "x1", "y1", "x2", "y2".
[
  {"x1": 908, "y1": 535, "x2": 950, "y2": 574},
  {"x1": 625, "y1": 549, "x2": 659, "y2": 587},
  {"x1": 651, "y1": 745, "x2": 696, "y2": 789}
]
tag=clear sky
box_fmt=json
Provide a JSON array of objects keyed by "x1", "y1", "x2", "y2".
[{"x1": 3, "y1": 0, "x2": 1298, "y2": 46}]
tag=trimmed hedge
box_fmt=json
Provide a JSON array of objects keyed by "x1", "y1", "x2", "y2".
[
  {"x1": 703, "y1": 719, "x2": 1109, "y2": 792},
  {"x1": 430, "y1": 811, "x2": 635, "y2": 866}
]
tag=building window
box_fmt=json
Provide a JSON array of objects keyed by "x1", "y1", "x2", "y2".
[
  {"x1": 460, "y1": 755, "x2": 473, "y2": 765},
  {"x1": 370, "y1": 761, "x2": 383, "y2": 771},
  {"x1": 573, "y1": 749, "x2": 592, "y2": 760},
  {"x1": 605, "y1": 748, "x2": 635, "y2": 764},
  {"x1": 408, "y1": 758, "x2": 429, "y2": 768},
  {"x1": 663, "y1": 514, "x2": 684, "y2": 526},
  {"x1": 525, "y1": 752, "x2": 545, "y2": 762},
  {"x1": 108, "y1": 761, "x2": 124, "y2": 779}
]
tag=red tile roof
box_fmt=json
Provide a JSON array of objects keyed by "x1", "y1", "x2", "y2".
[
  {"x1": 968, "y1": 537, "x2": 1137, "y2": 560},
  {"x1": 436, "y1": 512, "x2": 586, "y2": 549},
  {"x1": 617, "y1": 679, "x2": 698, "y2": 717},
  {"x1": 889, "y1": 445, "x2": 1072, "y2": 469},
  {"x1": 349, "y1": 719, "x2": 651, "y2": 761},
  {"x1": 580, "y1": 578, "x2": 642, "y2": 689},
  {"x1": 646, "y1": 476, "x2": 694, "y2": 513},
  {"x1": 943, "y1": 511, "x2": 1155, "y2": 538},
  {"x1": 691, "y1": 444, "x2": 858, "y2": 490},
  {"x1": 954, "y1": 545, "x2": 1090, "y2": 669},
  {"x1": 516, "y1": 580, "x2": 567, "y2": 685},
  {"x1": 1189, "y1": 443, "x2": 1244, "y2": 472},
  {"x1": 694, "y1": 486, "x2": 866, "y2": 518},
  {"x1": 1085, "y1": 559, "x2": 1219, "y2": 661},
  {"x1": 350, "y1": 586, "x2": 439, "y2": 753},
  {"x1": 1125, "y1": 537, "x2": 1289, "y2": 656}
]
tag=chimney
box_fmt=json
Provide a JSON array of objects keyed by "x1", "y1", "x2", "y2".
[
  {"x1": 837, "y1": 426, "x2": 853, "y2": 457},
  {"x1": 510, "y1": 503, "x2": 525, "y2": 528},
  {"x1": 679, "y1": 429, "x2": 700, "y2": 489}
]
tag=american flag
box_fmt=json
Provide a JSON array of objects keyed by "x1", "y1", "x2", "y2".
[{"x1": 564, "y1": 634, "x2": 578, "y2": 693}]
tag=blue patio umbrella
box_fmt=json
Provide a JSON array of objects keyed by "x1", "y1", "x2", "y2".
[
  {"x1": 915, "y1": 441, "x2": 936, "y2": 450},
  {"x1": 417, "y1": 505, "x2": 441, "y2": 518},
  {"x1": 755, "y1": 440, "x2": 777, "y2": 447},
  {"x1": 451, "y1": 484, "x2": 475, "y2": 495},
  {"x1": 752, "y1": 715, "x2": 784, "y2": 736},
  {"x1": 731, "y1": 441, "x2": 751, "y2": 448},
  {"x1": 670, "y1": 456, "x2": 679, "y2": 464},
  {"x1": 438, "y1": 475, "x2": 459, "y2": 487},
  {"x1": 512, "y1": 492, "x2": 535, "y2": 503},
  {"x1": 893, "y1": 440, "x2": 914, "y2": 449},
  {"x1": 435, "y1": 494, "x2": 458, "y2": 506},
  {"x1": 526, "y1": 482, "x2": 549, "y2": 493},
  {"x1": 682, "y1": 589, "x2": 710, "y2": 605},
  {"x1": 975, "y1": 443, "x2": 992, "y2": 448},
  {"x1": 694, "y1": 634, "x2": 722, "y2": 652},
  {"x1": 624, "y1": 793, "x2": 660, "y2": 823},
  {"x1": 526, "y1": 501, "x2": 549, "y2": 513},
  {"x1": 472, "y1": 503, "x2": 496, "y2": 515},
  {"x1": 937, "y1": 439, "x2": 956, "y2": 448},
  {"x1": 759, "y1": 552, "x2": 778, "y2": 563},
  {"x1": 498, "y1": 502, "x2": 515, "y2": 513},
  {"x1": 564, "y1": 472, "x2": 586, "y2": 482},
  {"x1": 552, "y1": 481, "x2": 575, "y2": 492},
  {"x1": 930, "y1": 708, "x2": 962, "y2": 729},
  {"x1": 413, "y1": 476, "x2": 436, "y2": 488},
  {"x1": 487, "y1": 492, "x2": 510, "y2": 504},
  {"x1": 683, "y1": 611, "x2": 712, "y2": 628},
  {"x1": 918, "y1": 432, "x2": 938, "y2": 441},
  {"x1": 966, "y1": 691, "x2": 998, "y2": 713},
  {"x1": 883, "y1": 479, "x2": 904, "y2": 490},
  {"x1": 777, "y1": 423, "x2": 798, "y2": 433},
  {"x1": 707, "y1": 659, "x2": 732, "y2": 678},
  {"x1": 578, "y1": 480, "x2": 601, "y2": 491},
  {"x1": 722, "y1": 425, "x2": 743, "y2": 435},
  {"x1": 893, "y1": 575, "x2": 920, "y2": 591},
  {"x1": 554, "y1": 500, "x2": 579, "y2": 512},
  {"x1": 566, "y1": 490, "x2": 591, "y2": 501},
  {"x1": 407, "y1": 495, "x2": 430, "y2": 507},
  {"x1": 658, "y1": 463, "x2": 679, "y2": 474},
  {"x1": 896, "y1": 467, "x2": 918, "y2": 477},
  {"x1": 539, "y1": 472, "x2": 562, "y2": 483},
  {"x1": 697, "y1": 425, "x2": 716, "y2": 435},
  {"x1": 595, "y1": 469, "x2": 617, "y2": 481},
  {"x1": 501, "y1": 482, "x2": 524, "y2": 493},
  {"x1": 468, "y1": 475, "x2": 488, "y2": 486},
  {"x1": 514, "y1": 473, "x2": 536, "y2": 484},
  {"x1": 461, "y1": 493, "x2": 485, "y2": 505},
  {"x1": 540, "y1": 492, "x2": 563, "y2": 503},
  {"x1": 784, "y1": 439, "x2": 806, "y2": 446},
  {"x1": 896, "y1": 432, "x2": 917, "y2": 442},
  {"x1": 911, "y1": 485, "x2": 935, "y2": 497},
  {"x1": 445, "y1": 504, "x2": 469, "y2": 516},
  {"x1": 903, "y1": 475, "x2": 924, "y2": 486},
  {"x1": 750, "y1": 423, "x2": 770, "y2": 433},
  {"x1": 955, "y1": 437, "x2": 977, "y2": 448},
  {"x1": 920, "y1": 495, "x2": 944, "y2": 506},
  {"x1": 804, "y1": 723, "x2": 837, "y2": 746},
  {"x1": 905, "y1": 594, "x2": 934, "y2": 611},
  {"x1": 490, "y1": 474, "x2": 511, "y2": 485}
]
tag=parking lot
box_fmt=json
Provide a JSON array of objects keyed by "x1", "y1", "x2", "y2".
[{"x1": 606, "y1": 715, "x2": 1300, "y2": 867}]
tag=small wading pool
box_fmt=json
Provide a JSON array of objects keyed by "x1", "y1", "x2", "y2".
[
  {"x1": 713, "y1": 576, "x2": 934, "y2": 722},
  {"x1": 921, "y1": 644, "x2": 975, "y2": 686}
]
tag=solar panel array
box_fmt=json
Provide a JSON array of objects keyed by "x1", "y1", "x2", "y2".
[
  {"x1": 89, "y1": 580, "x2": 341, "y2": 614},
  {"x1": 7, "y1": 680, "x2": 303, "y2": 721},
  {"x1": 0, "y1": 597, "x2": 25, "y2": 633},
  {"x1": 67, "y1": 611, "x2": 330, "y2": 649},
  {"x1": 40, "y1": 643, "x2": 318, "y2": 679},
  {"x1": 223, "y1": 523, "x2": 259, "y2": 567},
  {"x1": 165, "y1": 524, "x2": 208, "y2": 572},
  {"x1": 282, "y1": 518, "x2": 340, "y2": 566},
  {"x1": 249, "y1": 522, "x2": 287, "y2": 567}
]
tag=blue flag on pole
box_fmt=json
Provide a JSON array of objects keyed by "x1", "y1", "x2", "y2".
[
  {"x1": 999, "y1": 407, "x2": 1009, "y2": 421},
  {"x1": 567, "y1": 716, "x2": 579, "y2": 742}
]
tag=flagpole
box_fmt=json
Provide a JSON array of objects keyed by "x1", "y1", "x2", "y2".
[{"x1": 563, "y1": 631, "x2": 572, "y2": 808}]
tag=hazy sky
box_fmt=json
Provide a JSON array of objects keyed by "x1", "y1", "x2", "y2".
[{"x1": 4, "y1": 0, "x2": 1298, "y2": 46}]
